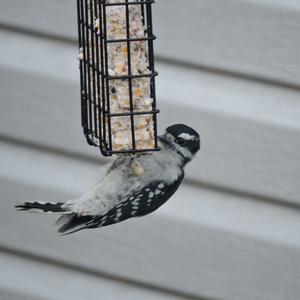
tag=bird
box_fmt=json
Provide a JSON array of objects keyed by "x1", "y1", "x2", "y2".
[{"x1": 15, "y1": 124, "x2": 200, "y2": 235}]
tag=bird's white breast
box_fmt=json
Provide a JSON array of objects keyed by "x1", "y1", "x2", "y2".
[{"x1": 67, "y1": 143, "x2": 182, "y2": 216}]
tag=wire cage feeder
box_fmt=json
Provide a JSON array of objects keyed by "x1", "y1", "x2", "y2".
[{"x1": 77, "y1": 0, "x2": 159, "y2": 156}]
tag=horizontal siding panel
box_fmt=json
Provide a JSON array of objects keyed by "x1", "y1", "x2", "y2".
[
  {"x1": 2, "y1": 141, "x2": 300, "y2": 249},
  {"x1": 1, "y1": 30, "x2": 300, "y2": 205},
  {"x1": 0, "y1": 252, "x2": 183, "y2": 300},
  {"x1": 155, "y1": 0, "x2": 300, "y2": 87},
  {"x1": 1, "y1": 0, "x2": 300, "y2": 86},
  {"x1": 1, "y1": 143, "x2": 300, "y2": 300}
]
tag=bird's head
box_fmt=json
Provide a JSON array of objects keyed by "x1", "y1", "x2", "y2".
[{"x1": 159, "y1": 124, "x2": 200, "y2": 164}]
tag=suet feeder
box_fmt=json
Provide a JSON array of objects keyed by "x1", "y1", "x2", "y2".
[{"x1": 77, "y1": 0, "x2": 159, "y2": 156}]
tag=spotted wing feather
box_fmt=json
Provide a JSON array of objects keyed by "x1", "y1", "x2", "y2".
[{"x1": 59, "y1": 172, "x2": 184, "y2": 235}]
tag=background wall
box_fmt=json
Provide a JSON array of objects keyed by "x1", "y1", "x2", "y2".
[{"x1": 1, "y1": 1, "x2": 300, "y2": 299}]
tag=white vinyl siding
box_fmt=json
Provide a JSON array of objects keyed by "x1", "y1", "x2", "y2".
[{"x1": 1, "y1": 1, "x2": 300, "y2": 300}]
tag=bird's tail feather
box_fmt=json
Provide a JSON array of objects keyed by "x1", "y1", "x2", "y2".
[
  {"x1": 15, "y1": 201, "x2": 66, "y2": 214},
  {"x1": 15, "y1": 201, "x2": 95, "y2": 235},
  {"x1": 55, "y1": 214, "x2": 94, "y2": 234}
]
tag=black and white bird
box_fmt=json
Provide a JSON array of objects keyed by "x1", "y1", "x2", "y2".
[{"x1": 15, "y1": 124, "x2": 200, "y2": 234}]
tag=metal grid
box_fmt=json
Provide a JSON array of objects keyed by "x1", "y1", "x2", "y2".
[{"x1": 77, "y1": 0, "x2": 159, "y2": 156}]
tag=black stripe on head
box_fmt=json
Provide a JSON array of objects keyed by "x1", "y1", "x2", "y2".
[{"x1": 166, "y1": 124, "x2": 199, "y2": 140}]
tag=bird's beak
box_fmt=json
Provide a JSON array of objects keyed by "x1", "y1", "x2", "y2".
[{"x1": 158, "y1": 132, "x2": 173, "y2": 146}]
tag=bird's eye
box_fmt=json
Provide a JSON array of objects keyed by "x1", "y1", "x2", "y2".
[{"x1": 176, "y1": 138, "x2": 185, "y2": 146}]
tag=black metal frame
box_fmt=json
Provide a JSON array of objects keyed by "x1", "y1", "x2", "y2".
[{"x1": 77, "y1": 0, "x2": 159, "y2": 156}]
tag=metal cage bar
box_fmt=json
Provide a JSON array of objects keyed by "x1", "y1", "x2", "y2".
[{"x1": 77, "y1": 0, "x2": 159, "y2": 156}]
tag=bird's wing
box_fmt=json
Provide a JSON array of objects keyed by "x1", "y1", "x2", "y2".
[{"x1": 58, "y1": 173, "x2": 184, "y2": 235}]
